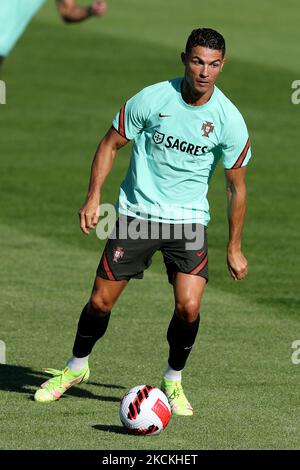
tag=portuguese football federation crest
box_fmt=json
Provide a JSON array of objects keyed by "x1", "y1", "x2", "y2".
[
  {"x1": 201, "y1": 121, "x2": 214, "y2": 138},
  {"x1": 112, "y1": 246, "x2": 124, "y2": 263},
  {"x1": 152, "y1": 130, "x2": 165, "y2": 144}
]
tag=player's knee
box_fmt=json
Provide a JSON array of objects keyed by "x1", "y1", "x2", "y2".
[
  {"x1": 175, "y1": 300, "x2": 200, "y2": 322},
  {"x1": 89, "y1": 294, "x2": 113, "y2": 316}
]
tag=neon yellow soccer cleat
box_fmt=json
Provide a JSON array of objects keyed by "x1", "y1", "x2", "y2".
[
  {"x1": 34, "y1": 364, "x2": 90, "y2": 403},
  {"x1": 161, "y1": 378, "x2": 193, "y2": 416}
]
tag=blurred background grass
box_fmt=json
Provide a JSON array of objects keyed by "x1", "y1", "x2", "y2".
[{"x1": 0, "y1": 0, "x2": 299, "y2": 449}]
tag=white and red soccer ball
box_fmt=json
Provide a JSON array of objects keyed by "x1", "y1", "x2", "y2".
[{"x1": 119, "y1": 385, "x2": 171, "y2": 436}]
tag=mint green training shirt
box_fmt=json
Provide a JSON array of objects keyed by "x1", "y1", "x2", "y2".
[{"x1": 112, "y1": 78, "x2": 252, "y2": 225}]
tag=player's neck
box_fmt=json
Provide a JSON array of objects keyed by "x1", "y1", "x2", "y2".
[{"x1": 181, "y1": 79, "x2": 214, "y2": 107}]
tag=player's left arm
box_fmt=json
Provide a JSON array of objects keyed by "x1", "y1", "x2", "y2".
[
  {"x1": 225, "y1": 166, "x2": 248, "y2": 281},
  {"x1": 56, "y1": 0, "x2": 107, "y2": 23}
]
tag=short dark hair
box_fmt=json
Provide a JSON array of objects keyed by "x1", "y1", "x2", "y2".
[{"x1": 185, "y1": 28, "x2": 226, "y2": 57}]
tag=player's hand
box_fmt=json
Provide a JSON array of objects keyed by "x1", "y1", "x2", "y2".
[
  {"x1": 79, "y1": 197, "x2": 100, "y2": 235},
  {"x1": 227, "y1": 245, "x2": 248, "y2": 281},
  {"x1": 91, "y1": 0, "x2": 107, "y2": 17}
]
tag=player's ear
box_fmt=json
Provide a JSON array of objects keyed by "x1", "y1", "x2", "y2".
[
  {"x1": 181, "y1": 52, "x2": 186, "y2": 65},
  {"x1": 220, "y1": 56, "x2": 227, "y2": 71}
]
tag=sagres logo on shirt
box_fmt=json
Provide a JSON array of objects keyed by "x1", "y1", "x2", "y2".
[{"x1": 152, "y1": 130, "x2": 208, "y2": 157}]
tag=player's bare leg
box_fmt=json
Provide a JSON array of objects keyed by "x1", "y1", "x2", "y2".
[
  {"x1": 173, "y1": 273, "x2": 206, "y2": 322},
  {"x1": 34, "y1": 276, "x2": 128, "y2": 402},
  {"x1": 89, "y1": 276, "x2": 128, "y2": 316},
  {"x1": 161, "y1": 274, "x2": 206, "y2": 415}
]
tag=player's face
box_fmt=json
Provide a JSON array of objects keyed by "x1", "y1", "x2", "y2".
[{"x1": 182, "y1": 46, "x2": 224, "y2": 95}]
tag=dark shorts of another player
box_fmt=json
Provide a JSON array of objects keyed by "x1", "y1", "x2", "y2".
[{"x1": 97, "y1": 215, "x2": 208, "y2": 284}]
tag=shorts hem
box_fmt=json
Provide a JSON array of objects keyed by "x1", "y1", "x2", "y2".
[
  {"x1": 96, "y1": 272, "x2": 144, "y2": 281},
  {"x1": 168, "y1": 270, "x2": 209, "y2": 285}
]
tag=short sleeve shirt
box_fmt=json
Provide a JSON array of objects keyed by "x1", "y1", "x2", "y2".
[{"x1": 112, "y1": 78, "x2": 252, "y2": 224}]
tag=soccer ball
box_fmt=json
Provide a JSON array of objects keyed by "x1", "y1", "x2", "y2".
[{"x1": 119, "y1": 385, "x2": 171, "y2": 435}]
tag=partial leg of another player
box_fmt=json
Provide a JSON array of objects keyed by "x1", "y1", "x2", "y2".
[
  {"x1": 34, "y1": 276, "x2": 128, "y2": 402},
  {"x1": 161, "y1": 273, "x2": 206, "y2": 416}
]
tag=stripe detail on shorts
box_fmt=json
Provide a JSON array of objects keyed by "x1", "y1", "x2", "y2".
[
  {"x1": 189, "y1": 254, "x2": 208, "y2": 275},
  {"x1": 102, "y1": 253, "x2": 116, "y2": 281},
  {"x1": 231, "y1": 138, "x2": 250, "y2": 169}
]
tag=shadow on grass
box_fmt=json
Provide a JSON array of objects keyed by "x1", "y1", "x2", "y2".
[
  {"x1": 0, "y1": 364, "x2": 126, "y2": 402},
  {"x1": 92, "y1": 424, "x2": 128, "y2": 435}
]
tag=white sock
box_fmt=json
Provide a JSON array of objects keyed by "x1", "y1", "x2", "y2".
[
  {"x1": 67, "y1": 355, "x2": 89, "y2": 371},
  {"x1": 164, "y1": 365, "x2": 182, "y2": 382}
]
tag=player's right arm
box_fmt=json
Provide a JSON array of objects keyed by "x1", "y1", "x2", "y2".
[
  {"x1": 79, "y1": 127, "x2": 129, "y2": 235},
  {"x1": 80, "y1": 88, "x2": 149, "y2": 234}
]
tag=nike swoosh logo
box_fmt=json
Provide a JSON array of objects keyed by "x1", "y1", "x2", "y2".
[{"x1": 159, "y1": 113, "x2": 171, "y2": 118}]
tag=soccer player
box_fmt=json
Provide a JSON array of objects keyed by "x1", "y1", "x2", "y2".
[
  {"x1": 0, "y1": 0, "x2": 107, "y2": 66},
  {"x1": 34, "y1": 28, "x2": 252, "y2": 416}
]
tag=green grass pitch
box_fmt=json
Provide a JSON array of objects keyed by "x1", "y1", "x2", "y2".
[{"x1": 0, "y1": 0, "x2": 299, "y2": 450}]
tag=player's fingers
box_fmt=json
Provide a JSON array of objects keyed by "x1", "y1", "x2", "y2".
[
  {"x1": 238, "y1": 262, "x2": 249, "y2": 278},
  {"x1": 93, "y1": 0, "x2": 107, "y2": 15},
  {"x1": 79, "y1": 211, "x2": 90, "y2": 235},
  {"x1": 236, "y1": 273, "x2": 245, "y2": 280},
  {"x1": 236, "y1": 267, "x2": 248, "y2": 280},
  {"x1": 87, "y1": 214, "x2": 100, "y2": 231},
  {"x1": 228, "y1": 265, "x2": 238, "y2": 280},
  {"x1": 85, "y1": 214, "x2": 94, "y2": 229},
  {"x1": 92, "y1": 213, "x2": 99, "y2": 227},
  {"x1": 89, "y1": 205, "x2": 100, "y2": 227}
]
